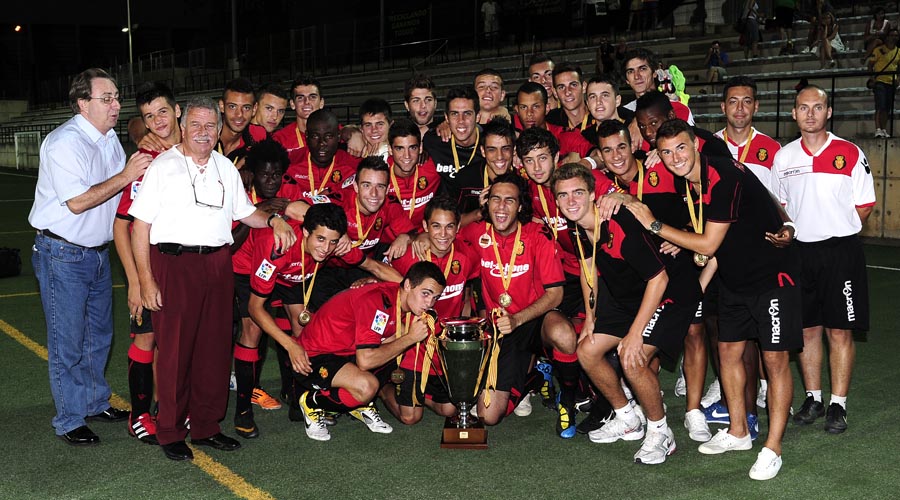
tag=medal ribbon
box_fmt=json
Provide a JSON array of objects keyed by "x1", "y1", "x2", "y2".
[
  {"x1": 490, "y1": 223, "x2": 522, "y2": 305},
  {"x1": 416, "y1": 313, "x2": 438, "y2": 405},
  {"x1": 389, "y1": 163, "x2": 419, "y2": 219},
  {"x1": 571, "y1": 113, "x2": 589, "y2": 132},
  {"x1": 425, "y1": 245, "x2": 455, "y2": 278},
  {"x1": 536, "y1": 185, "x2": 560, "y2": 241},
  {"x1": 685, "y1": 179, "x2": 704, "y2": 236},
  {"x1": 613, "y1": 160, "x2": 644, "y2": 201},
  {"x1": 450, "y1": 128, "x2": 481, "y2": 173},
  {"x1": 306, "y1": 152, "x2": 336, "y2": 195},
  {"x1": 300, "y1": 237, "x2": 320, "y2": 310},
  {"x1": 574, "y1": 205, "x2": 600, "y2": 296},
  {"x1": 294, "y1": 123, "x2": 305, "y2": 149},
  {"x1": 723, "y1": 128, "x2": 755, "y2": 165},
  {"x1": 352, "y1": 195, "x2": 379, "y2": 248}
]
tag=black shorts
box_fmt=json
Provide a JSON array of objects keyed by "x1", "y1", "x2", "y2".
[
  {"x1": 234, "y1": 273, "x2": 251, "y2": 318},
  {"x1": 394, "y1": 368, "x2": 451, "y2": 407},
  {"x1": 717, "y1": 279, "x2": 803, "y2": 351},
  {"x1": 798, "y1": 236, "x2": 870, "y2": 331},
  {"x1": 592, "y1": 276, "x2": 699, "y2": 361},
  {"x1": 775, "y1": 6, "x2": 794, "y2": 29},
  {"x1": 294, "y1": 353, "x2": 353, "y2": 391},
  {"x1": 494, "y1": 314, "x2": 550, "y2": 393},
  {"x1": 874, "y1": 81, "x2": 894, "y2": 112},
  {"x1": 559, "y1": 271, "x2": 586, "y2": 318},
  {"x1": 130, "y1": 308, "x2": 154, "y2": 335}
]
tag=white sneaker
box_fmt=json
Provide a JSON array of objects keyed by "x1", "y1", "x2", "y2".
[
  {"x1": 632, "y1": 403, "x2": 646, "y2": 427},
  {"x1": 621, "y1": 380, "x2": 633, "y2": 401},
  {"x1": 514, "y1": 393, "x2": 533, "y2": 416},
  {"x1": 634, "y1": 427, "x2": 677, "y2": 464},
  {"x1": 588, "y1": 414, "x2": 644, "y2": 443},
  {"x1": 701, "y1": 379, "x2": 721, "y2": 408},
  {"x1": 350, "y1": 404, "x2": 393, "y2": 434},
  {"x1": 299, "y1": 391, "x2": 331, "y2": 441},
  {"x1": 698, "y1": 428, "x2": 752, "y2": 455},
  {"x1": 801, "y1": 46, "x2": 811, "y2": 54},
  {"x1": 684, "y1": 409, "x2": 712, "y2": 442},
  {"x1": 756, "y1": 383, "x2": 767, "y2": 409},
  {"x1": 749, "y1": 447, "x2": 783, "y2": 480},
  {"x1": 674, "y1": 363, "x2": 687, "y2": 398}
]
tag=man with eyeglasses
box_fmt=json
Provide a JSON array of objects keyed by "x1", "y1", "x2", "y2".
[
  {"x1": 273, "y1": 75, "x2": 325, "y2": 158},
  {"x1": 129, "y1": 96, "x2": 297, "y2": 462},
  {"x1": 29, "y1": 68, "x2": 153, "y2": 446}
]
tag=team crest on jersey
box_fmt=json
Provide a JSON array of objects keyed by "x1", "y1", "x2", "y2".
[
  {"x1": 515, "y1": 240, "x2": 525, "y2": 256},
  {"x1": 478, "y1": 233, "x2": 492, "y2": 248},
  {"x1": 331, "y1": 170, "x2": 342, "y2": 183},
  {"x1": 254, "y1": 259, "x2": 276, "y2": 281},
  {"x1": 833, "y1": 155, "x2": 846, "y2": 170},
  {"x1": 648, "y1": 172, "x2": 659, "y2": 187},
  {"x1": 756, "y1": 148, "x2": 768, "y2": 162},
  {"x1": 318, "y1": 366, "x2": 329, "y2": 379},
  {"x1": 374, "y1": 217, "x2": 383, "y2": 231},
  {"x1": 417, "y1": 176, "x2": 428, "y2": 190},
  {"x1": 371, "y1": 310, "x2": 389, "y2": 335},
  {"x1": 451, "y1": 260, "x2": 461, "y2": 275}
]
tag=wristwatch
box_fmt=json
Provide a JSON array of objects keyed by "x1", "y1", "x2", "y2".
[
  {"x1": 649, "y1": 220, "x2": 663, "y2": 235},
  {"x1": 266, "y1": 213, "x2": 284, "y2": 228}
]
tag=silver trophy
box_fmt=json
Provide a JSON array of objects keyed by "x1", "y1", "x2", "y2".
[{"x1": 437, "y1": 316, "x2": 490, "y2": 449}]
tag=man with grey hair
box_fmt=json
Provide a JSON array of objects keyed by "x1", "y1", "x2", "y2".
[
  {"x1": 129, "y1": 96, "x2": 297, "y2": 461},
  {"x1": 29, "y1": 68, "x2": 153, "y2": 446}
]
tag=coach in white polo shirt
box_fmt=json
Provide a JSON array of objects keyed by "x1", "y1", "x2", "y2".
[
  {"x1": 129, "y1": 96, "x2": 296, "y2": 461},
  {"x1": 770, "y1": 85, "x2": 876, "y2": 434}
]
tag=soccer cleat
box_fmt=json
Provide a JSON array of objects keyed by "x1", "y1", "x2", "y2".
[
  {"x1": 536, "y1": 361, "x2": 557, "y2": 410},
  {"x1": 684, "y1": 409, "x2": 712, "y2": 442},
  {"x1": 251, "y1": 387, "x2": 283, "y2": 411},
  {"x1": 824, "y1": 403, "x2": 848, "y2": 434},
  {"x1": 748, "y1": 413, "x2": 759, "y2": 441},
  {"x1": 557, "y1": 400, "x2": 576, "y2": 439},
  {"x1": 703, "y1": 401, "x2": 730, "y2": 424},
  {"x1": 674, "y1": 362, "x2": 686, "y2": 397},
  {"x1": 634, "y1": 427, "x2": 677, "y2": 465},
  {"x1": 793, "y1": 395, "x2": 825, "y2": 425},
  {"x1": 749, "y1": 447, "x2": 783, "y2": 480},
  {"x1": 577, "y1": 408, "x2": 613, "y2": 434},
  {"x1": 588, "y1": 414, "x2": 644, "y2": 444},
  {"x1": 350, "y1": 404, "x2": 393, "y2": 434},
  {"x1": 700, "y1": 379, "x2": 721, "y2": 408},
  {"x1": 574, "y1": 396, "x2": 594, "y2": 414},
  {"x1": 234, "y1": 410, "x2": 259, "y2": 439},
  {"x1": 299, "y1": 391, "x2": 331, "y2": 441},
  {"x1": 697, "y1": 428, "x2": 752, "y2": 455},
  {"x1": 514, "y1": 393, "x2": 533, "y2": 417},
  {"x1": 129, "y1": 412, "x2": 159, "y2": 445},
  {"x1": 757, "y1": 383, "x2": 767, "y2": 408},
  {"x1": 322, "y1": 412, "x2": 339, "y2": 427},
  {"x1": 184, "y1": 415, "x2": 191, "y2": 431}
]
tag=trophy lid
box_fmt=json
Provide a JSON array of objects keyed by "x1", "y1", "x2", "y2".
[{"x1": 441, "y1": 316, "x2": 486, "y2": 327}]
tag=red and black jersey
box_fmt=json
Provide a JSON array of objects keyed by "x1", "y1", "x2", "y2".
[
  {"x1": 298, "y1": 282, "x2": 401, "y2": 358},
  {"x1": 115, "y1": 147, "x2": 163, "y2": 222},
  {"x1": 682, "y1": 154, "x2": 799, "y2": 294},
  {"x1": 272, "y1": 123, "x2": 306, "y2": 159},
  {"x1": 513, "y1": 116, "x2": 595, "y2": 158},
  {"x1": 386, "y1": 157, "x2": 443, "y2": 228},
  {"x1": 284, "y1": 149, "x2": 360, "y2": 200},
  {"x1": 422, "y1": 129, "x2": 486, "y2": 215},
  {"x1": 334, "y1": 187, "x2": 417, "y2": 255},
  {"x1": 217, "y1": 124, "x2": 268, "y2": 163},
  {"x1": 248, "y1": 219, "x2": 365, "y2": 297},
  {"x1": 459, "y1": 220, "x2": 565, "y2": 314},
  {"x1": 609, "y1": 160, "x2": 690, "y2": 229}
]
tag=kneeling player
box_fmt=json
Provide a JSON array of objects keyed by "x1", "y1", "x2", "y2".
[
  {"x1": 553, "y1": 163, "x2": 700, "y2": 464},
  {"x1": 292, "y1": 262, "x2": 446, "y2": 441}
]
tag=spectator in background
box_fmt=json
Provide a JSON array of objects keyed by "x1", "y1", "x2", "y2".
[
  {"x1": 868, "y1": 28, "x2": 900, "y2": 138},
  {"x1": 705, "y1": 41, "x2": 730, "y2": 93},
  {"x1": 741, "y1": 0, "x2": 762, "y2": 59},
  {"x1": 801, "y1": 0, "x2": 834, "y2": 54},
  {"x1": 482, "y1": 0, "x2": 499, "y2": 40},
  {"x1": 862, "y1": 8, "x2": 891, "y2": 63},
  {"x1": 774, "y1": 0, "x2": 797, "y2": 54},
  {"x1": 813, "y1": 11, "x2": 843, "y2": 68}
]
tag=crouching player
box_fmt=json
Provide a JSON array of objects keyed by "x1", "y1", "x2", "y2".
[
  {"x1": 292, "y1": 262, "x2": 446, "y2": 441},
  {"x1": 552, "y1": 163, "x2": 700, "y2": 464}
]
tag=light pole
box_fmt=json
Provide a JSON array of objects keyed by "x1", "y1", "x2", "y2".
[{"x1": 124, "y1": 0, "x2": 134, "y2": 90}]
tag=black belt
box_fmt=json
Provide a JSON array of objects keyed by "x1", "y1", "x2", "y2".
[
  {"x1": 38, "y1": 229, "x2": 109, "y2": 252},
  {"x1": 156, "y1": 242, "x2": 225, "y2": 256}
]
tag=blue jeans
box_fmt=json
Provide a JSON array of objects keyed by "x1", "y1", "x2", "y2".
[{"x1": 33, "y1": 233, "x2": 114, "y2": 435}]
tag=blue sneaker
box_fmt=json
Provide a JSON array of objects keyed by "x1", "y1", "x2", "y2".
[
  {"x1": 748, "y1": 413, "x2": 759, "y2": 441},
  {"x1": 536, "y1": 361, "x2": 556, "y2": 410},
  {"x1": 556, "y1": 393, "x2": 577, "y2": 439},
  {"x1": 703, "y1": 401, "x2": 731, "y2": 424}
]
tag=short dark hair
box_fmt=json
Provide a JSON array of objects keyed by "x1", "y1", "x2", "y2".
[
  {"x1": 516, "y1": 126, "x2": 559, "y2": 158},
  {"x1": 550, "y1": 162, "x2": 595, "y2": 196},
  {"x1": 69, "y1": 68, "x2": 115, "y2": 114},
  {"x1": 586, "y1": 74, "x2": 621, "y2": 95},
  {"x1": 445, "y1": 86, "x2": 480, "y2": 114},
  {"x1": 635, "y1": 91, "x2": 673, "y2": 116},
  {"x1": 404, "y1": 74, "x2": 435, "y2": 102},
  {"x1": 135, "y1": 81, "x2": 176, "y2": 110},
  {"x1": 359, "y1": 98, "x2": 392, "y2": 122},
  {"x1": 290, "y1": 75, "x2": 322, "y2": 97},
  {"x1": 307, "y1": 109, "x2": 339, "y2": 130},
  {"x1": 423, "y1": 195, "x2": 461, "y2": 224},
  {"x1": 356, "y1": 155, "x2": 390, "y2": 178},
  {"x1": 256, "y1": 83, "x2": 287, "y2": 102},
  {"x1": 621, "y1": 48, "x2": 658, "y2": 75},
  {"x1": 222, "y1": 78, "x2": 256, "y2": 101},
  {"x1": 481, "y1": 116, "x2": 516, "y2": 143},
  {"x1": 245, "y1": 139, "x2": 289, "y2": 176},
  {"x1": 596, "y1": 119, "x2": 632, "y2": 144},
  {"x1": 552, "y1": 62, "x2": 583, "y2": 83},
  {"x1": 303, "y1": 203, "x2": 349, "y2": 236},
  {"x1": 528, "y1": 53, "x2": 554, "y2": 69},
  {"x1": 404, "y1": 260, "x2": 448, "y2": 289},
  {"x1": 474, "y1": 68, "x2": 504, "y2": 81},
  {"x1": 655, "y1": 119, "x2": 695, "y2": 143},
  {"x1": 721, "y1": 76, "x2": 758, "y2": 102},
  {"x1": 482, "y1": 172, "x2": 533, "y2": 223},
  {"x1": 517, "y1": 81, "x2": 548, "y2": 104},
  {"x1": 388, "y1": 118, "x2": 421, "y2": 145}
]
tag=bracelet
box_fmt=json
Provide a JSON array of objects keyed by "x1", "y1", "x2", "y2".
[
  {"x1": 583, "y1": 156, "x2": 598, "y2": 170},
  {"x1": 781, "y1": 221, "x2": 796, "y2": 230},
  {"x1": 266, "y1": 213, "x2": 282, "y2": 228}
]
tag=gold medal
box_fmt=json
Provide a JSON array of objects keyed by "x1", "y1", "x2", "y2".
[
  {"x1": 298, "y1": 308, "x2": 312, "y2": 326},
  {"x1": 390, "y1": 368, "x2": 406, "y2": 384},
  {"x1": 499, "y1": 292, "x2": 512, "y2": 308},
  {"x1": 693, "y1": 253, "x2": 709, "y2": 267}
]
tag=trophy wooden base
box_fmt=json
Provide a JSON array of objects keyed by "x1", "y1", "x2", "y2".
[{"x1": 441, "y1": 418, "x2": 488, "y2": 449}]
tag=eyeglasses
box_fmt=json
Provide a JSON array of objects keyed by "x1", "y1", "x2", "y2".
[
  {"x1": 87, "y1": 95, "x2": 120, "y2": 105},
  {"x1": 184, "y1": 155, "x2": 225, "y2": 209}
]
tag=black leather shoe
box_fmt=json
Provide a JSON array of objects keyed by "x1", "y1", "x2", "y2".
[
  {"x1": 87, "y1": 407, "x2": 129, "y2": 423},
  {"x1": 59, "y1": 425, "x2": 100, "y2": 446},
  {"x1": 162, "y1": 441, "x2": 193, "y2": 461},
  {"x1": 191, "y1": 432, "x2": 242, "y2": 451}
]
